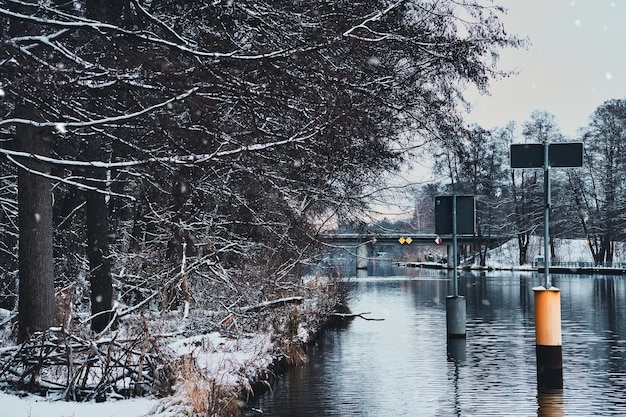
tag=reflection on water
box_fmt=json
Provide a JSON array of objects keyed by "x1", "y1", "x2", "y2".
[
  {"x1": 538, "y1": 393, "x2": 564, "y2": 417},
  {"x1": 246, "y1": 264, "x2": 626, "y2": 416}
]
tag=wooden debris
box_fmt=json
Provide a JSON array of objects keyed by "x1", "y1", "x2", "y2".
[
  {"x1": 0, "y1": 327, "x2": 173, "y2": 401},
  {"x1": 330, "y1": 311, "x2": 385, "y2": 321},
  {"x1": 239, "y1": 296, "x2": 304, "y2": 313}
]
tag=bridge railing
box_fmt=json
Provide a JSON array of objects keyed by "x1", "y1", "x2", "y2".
[{"x1": 318, "y1": 232, "x2": 505, "y2": 246}]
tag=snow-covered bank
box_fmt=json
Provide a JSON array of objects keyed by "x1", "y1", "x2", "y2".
[
  {"x1": 0, "y1": 276, "x2": 342, "y2": 417},
  {"x1": 409, "y1": 238, "x2": 619, "y2": 272},
  {"x1": 1, "y1": 331, "x2": 276, "y2": 417},
  {"x1": 484, "y1": 237, "x2": 625, "y2": 270},
  {"x1": 1, "y1": 392, "x2": 158, "y2": 417}
]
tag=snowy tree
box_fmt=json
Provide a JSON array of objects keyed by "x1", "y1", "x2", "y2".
[
  {"x1": 575, "y1": 99, "x2": 626, "y2": 263},
  {"x1": 518, "y1": 110, "x2": 564, "y2": 263},
  {"x1": 4, "y1": 1, "x2": 56, "y2": 341},
  {"x1": 431, "y1": 124, "x2": 510, "y2": 266},
  {"x1": 0, "y1": 0, "x2": 521, "y2": 341}
]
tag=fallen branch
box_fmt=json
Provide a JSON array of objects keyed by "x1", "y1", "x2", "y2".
[
  {"x1": 0, "y1": 327, "x2": 173, "y2": 400},
  {"x1": 331, "y1": 312, "x2": 384, "y2": 321},
  {"x1": 239, "y1": 296, "x2": 304, "y2": 313}
]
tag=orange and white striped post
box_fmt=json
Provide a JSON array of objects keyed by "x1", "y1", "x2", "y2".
[{"x1": 533, "y1": 286, "x2": 563, "y2": 393}]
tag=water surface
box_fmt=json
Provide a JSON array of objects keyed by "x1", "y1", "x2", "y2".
[{"x1": 246, "y1": 265, "x2": 626, "y2": 416}]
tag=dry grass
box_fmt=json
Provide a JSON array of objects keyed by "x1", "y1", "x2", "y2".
[
  {"x1": 283, "y1": 341, "x2": 307, "y2": 366},
  {"x1": 178, "y1": 354, "x2": 242, "y2": 417}
]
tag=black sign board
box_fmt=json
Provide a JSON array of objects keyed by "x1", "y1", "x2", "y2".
[
  {"x1": 510, "y1": 142, "x2": 583, "y2": 168},
  {"x1": 435, "y1": 195, "x2": 475, "y2": 235}
]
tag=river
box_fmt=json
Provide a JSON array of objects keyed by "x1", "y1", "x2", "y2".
[{"x1": 245, "y1": 262, "x2": 626, "y2": 416}]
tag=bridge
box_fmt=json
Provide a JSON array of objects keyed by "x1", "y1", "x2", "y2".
[{"x1": 318, "y1": 232, "x2": 505, "y2": 269}]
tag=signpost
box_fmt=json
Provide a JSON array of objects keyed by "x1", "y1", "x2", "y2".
[
  {"x1": 435, "y1": 195, "x2": 475, "y2": 339},
  {"x1": 510, "y1": 140, "x2": 583, "y2": 394},
  {"x1": 510, "y1": 142, "x2": 583, "y2": 170},
  {"x1": 435, "y1": 195, "x2": 475, "y2": 236},
  {"x1": 435, "y1": 195, "x2": 475, "y2": 297},
  {"x1": 510, "y1": 141, "x2": 583, "y2": 287}
]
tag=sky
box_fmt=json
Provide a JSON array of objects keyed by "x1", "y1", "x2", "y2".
[{"x1": 465, "y1": 0, "x2": 626, "y2": 137}]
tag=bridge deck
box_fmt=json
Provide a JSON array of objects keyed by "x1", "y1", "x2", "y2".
[{"x1": 319, "y1": 233, "x2": 494, "y2": 246}]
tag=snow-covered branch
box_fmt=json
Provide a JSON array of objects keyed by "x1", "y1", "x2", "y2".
[
  {"x1": 0, "y1": 123, "x2": 322, "y2": 170},
  {"x1": 343, "y1": 0, "x2": 406, "y2": 41},
  {"x1": 0, "y1": 88, "x2": 198, "y2": 129},
  {"x1": 6, "y1": 155, "x2": 135, "y2": 200},
  {"x1": 0, "y1": 6, "x2": 315, "y2": 61}
]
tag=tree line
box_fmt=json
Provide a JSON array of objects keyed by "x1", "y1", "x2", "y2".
[
  {"x1": 0, "y1": 0, "x2": 520, "y2": 349},
  {"x1": 415, "y1": 102, "x2": 626, "y2": 266}
]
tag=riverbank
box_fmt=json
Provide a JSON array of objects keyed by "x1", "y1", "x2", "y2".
[
  {"x1": 397, "y1": 237, "x2": 626, "y2": 275},
  {"x1": 150, "y1": 274, "x2": 346, "y2": 416},
  {"x1": 398, "y1": 261, "x2": 626, "y2": 275},
  {"x1": 0, "y1": 275, "x2": 345, "y2": 417},
  {"x1": 396, "y1": 261, "x2": 536, "y2": 272}
]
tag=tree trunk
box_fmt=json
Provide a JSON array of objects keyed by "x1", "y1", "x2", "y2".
[
  {"x1": 602, "y1": 234, "x2": 613, "y2": 264},
  {"x1": 84, "y1": 138, "x2": 113, "y2": 333},
  {"x1": 17, "y1": 108, "x2": 56, "y2": 341},
  {"x1": 81, "y1": 0, "x2": 128, "y2": 334},
  {"x1": 517, "y1": 233, "x2": 529, "y2": 265},
  {"x1": 86, "y1": 185, "x2": 112, "y2": 332}
]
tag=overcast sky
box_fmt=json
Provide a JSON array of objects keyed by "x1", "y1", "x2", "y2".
[{"x1": 465, "y1": 0, "x2": 626, "y2": 137}]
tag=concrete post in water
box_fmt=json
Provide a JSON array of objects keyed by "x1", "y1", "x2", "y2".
[
  {"x1": 447, "y1": 245, "x2": 454, "y2": 268},
  {"x1": 534, "y1": 286, "x2": 563, "y2": 393},
  {"x1": 356, "y1": 243, "x2": 368, "y2": 270},
  {"x1": 446, "y1": 295, "x2": 466, "y2": 338},
  {"x1": 435, "y1": 194, "x2": 473, "y2": 339}
]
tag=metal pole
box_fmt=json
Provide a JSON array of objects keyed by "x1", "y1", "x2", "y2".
[
  {"x1": 534, "y1": 140, "x2": 563, "y2": 393},
  {"x1": 452, "y1": 194, "x2": 458, "y2": 296},
  {"x1": 543, "y1": 140, "x2": 551, "y2": 288}
]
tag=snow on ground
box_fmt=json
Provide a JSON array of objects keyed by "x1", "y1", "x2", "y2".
[
  {"x1": 484, "y1": 237, "x2": 604, "y2": 269},
  {"x1": 168, "y1": 330, "x2": 275, "y2": 387},
  {"x1": 1, "y1": 392, "x2": 159, "y2": 417},
  {"x1": 1, "y1": 330, "x2": 277, "y2": 417}
]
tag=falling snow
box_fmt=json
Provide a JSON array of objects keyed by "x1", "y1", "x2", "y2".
[
  {"x1": 55, "y1": 122, "x2": 67, "y2": 134},
  {"x1": 368, "y1": 56, "x2": 381, "y2": 66}
]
